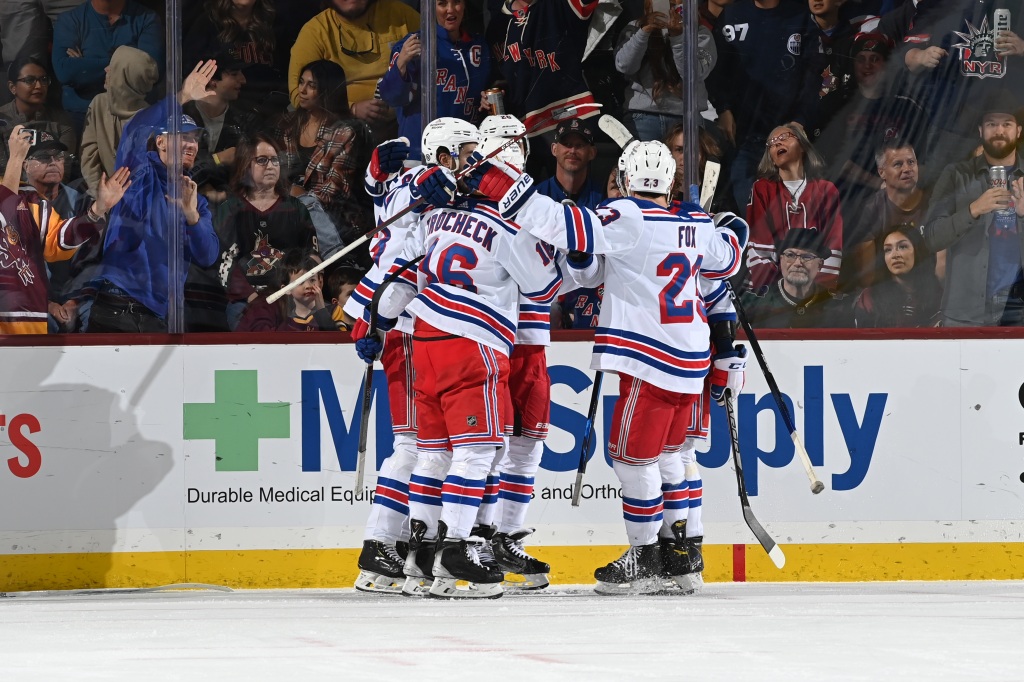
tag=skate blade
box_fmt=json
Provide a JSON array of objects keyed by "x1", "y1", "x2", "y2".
[
  {"x1": 501, "y1": 573, "x2": 550, "y2": 591},
  {"x1": 427, "y1": 577, "x2": 503, "y2": 599},
  {"x1": 353, "y1": 570, "x2": 404, "y2": 595},
  {"x1": 400, "y1": 575, "x2": 432, "y2": 598},
  {"x1": 593, "y1": 577, "x2": 662, "y2": 596},
  {"x1": 658, "y1": 575, "x2": 696, "y2": 595}
]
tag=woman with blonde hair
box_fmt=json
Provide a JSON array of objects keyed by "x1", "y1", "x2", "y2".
[{"x1": 745, "y1": 123, "x2": 843, "y2": 294}]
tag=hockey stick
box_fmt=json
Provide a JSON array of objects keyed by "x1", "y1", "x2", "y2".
[
  {"x1": 268, "y1": 102, "x2": 604, "y2": 304},
  {"x1": 699, "y1": 160, "x2": 721, "y2": 212},
  {"x1": 571, "y1": 371, "x2": 604, "y2": 507},
  {"x1": 724, "y1": 388, "x2": 786, "y2": 569},
  {"x1": 597, "y1": 114, "x2": 634, "y2": 149},
  {"x1": 354, "y1": 254, "x2": 424, "y2": 490},
  {"x1": 726, "y1": 281, "x2": 825, "y2": 494}
]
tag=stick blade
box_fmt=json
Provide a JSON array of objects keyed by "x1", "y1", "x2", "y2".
[
  {"x1": 742, "y1": 505, "x2": 786, "y2": 569},
  {"x1": 767, "y1": 545, "x2": 787, "y2": 569},
  {"x1": 699, "y1": 160, "x2": 721, "y2": 212},
  {"x1": 597, "y1": 114, "x2": 635, "y2": 149}
]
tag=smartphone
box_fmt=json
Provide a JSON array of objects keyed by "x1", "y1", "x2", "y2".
[
  {"x1": 25, "y1": 129, "x2": 38, "y2": 147},
  {"x1": 651, "y1": 0, "x2": 670, "y2": 16},
  {"x1": 995, "y1": 9, "x2": 1011, "y2": 42}
]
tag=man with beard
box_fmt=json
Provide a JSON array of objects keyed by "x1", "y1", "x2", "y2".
[
  {"x1": 743, "y1": 227, "x2": 853, "y2": 328},
  {"x1": 924, "y1": 91, "x2": 1024, "y2": 326},
  {"x1": 535, "y1": 118, "x2": 604, "y2": 210},
  {"x1": 89, "y1": 61, "x2": 220, "y2": 333}
]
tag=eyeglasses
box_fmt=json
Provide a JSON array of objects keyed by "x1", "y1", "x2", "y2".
[
  {"x1": 28, "y1": 152, "x2": 65, "y2": 163},
  {"x1": 254, "y1": 155, "x2": 281, "y2": 166},
  {"x1": 15, "y1": 75, "x2": 51, "y2": 87},
  {"x1": 781, "y1": 251, "x2": 820, "y2": 263},
  {"x1": 339, "y1": 26, "x2": 380, "y2": 57},
  {"x1": 766, "y1": 132, "x2": 797, "y2": 148}
]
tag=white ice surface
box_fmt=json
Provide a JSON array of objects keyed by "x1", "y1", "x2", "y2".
[{"x1": 2, "y1": 581, "x2": 1023, "y2": 681}]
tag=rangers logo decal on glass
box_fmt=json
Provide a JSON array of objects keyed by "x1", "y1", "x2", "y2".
[{"x1": 953, "y1": 17, "x2": 1007, "y2": 79}]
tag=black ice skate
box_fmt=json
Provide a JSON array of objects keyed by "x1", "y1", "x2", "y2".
[
  {"x1": 354, "y1": 540, "x2": 406, "y2": 594},
  {"x1": 593, "y1": 543, "x2": 663, "y2": 595},
  {"x1": 429, "y1": 522, "x2": 504, "y2": 599},
  {"x1": 492, "y1": 529, "x2": 550, "y2": 590},
  {"x1": 660, "y1": 520, "x2": 697, "y2": 594},
  {"x1": 686, "y1": 534, "x2": 705, "y2": 592},
  {"x1": 402, "y1": 519, "x2": 436, "y2": 597},
  {"x1": 470, "y1": 524, "x2": 501, "y2": 574}
]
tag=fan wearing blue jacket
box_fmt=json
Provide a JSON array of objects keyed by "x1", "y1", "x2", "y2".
[
  {"x1": 89, "y1": 61, "x2": 221, "y2": 333},
  {"x1": 377, "y1": 0, "x2": 490, "y2": 161}
]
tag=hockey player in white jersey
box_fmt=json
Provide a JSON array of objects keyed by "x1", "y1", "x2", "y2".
[
  {"x1": 355, "y1": 135, "x2": 563, "y2": 599},
  {"x1": 464, "y1": 140, "x2": 746, "y2": 594},
  {"x1": 345, "y1": 119, "x2": 478, "y2": 594}
]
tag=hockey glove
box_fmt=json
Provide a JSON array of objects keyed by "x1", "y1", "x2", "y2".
[
  {"x1": 566, "y1": 250, "x2": 594, "y2": 269},
  {"x1": 355, "y1": 334, "x2": 384, "y2": 364},
  {"x1": 410, "y1": 165, "x2": 457, "y2": 209},
  {"x1": 462, "y1": 151, "x2": 535, "y2": 219},
  {"x1": 713, "y1": 211, "x2": 750, "y2": 251},
  {"x1": 709, "y1": 344, "x2": 748, "y2": 405},
  {"x1": 689, "y1": 183, "x2": 700, "y2": 205},
  {"x1": 369, "y1": 137, "x2": 411, "y2": 181},
  {"x1": 349, "y1": 316, "x2": 370, "y2": 342}
]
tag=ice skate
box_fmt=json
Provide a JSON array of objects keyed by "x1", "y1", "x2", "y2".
[
  {"x1": 401, "y1": 520, "x2": 435, "y2": 597},
  {"x1": 685, "y1": 534, "x2": 705, "y2": 593},
  {"x1": 492, "y1": 529, "x2": 550, "y2": 590},
  {"x1": 428, "y1": 522, "x2": 504, "y2": 599},
  {"x1": 354, "y1": 540, "x2": 406, "y2": 594},
  {"x1": 470, "y1": 524, "x2": 501, "y2": 574},
  {"x1": 659, "y1": 521, "x2": 697, "y2": 594},
  {"x1": 593, "y1": 543, "x2": 663, "y2": 595}
]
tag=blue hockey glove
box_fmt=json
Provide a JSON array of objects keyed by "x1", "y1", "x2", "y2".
[
  {"x1": 689, "y1": 183, "x2": 700, "y2": 205},
  {"x1": 368, "y1": 137, "x2": 411, "y2": 182},
  {"x1": 709, "y1": 344, "x2": 747, "y2": 405},
  {"x1": 410, "y1": 165, "x2": 457, "y2": 209}
]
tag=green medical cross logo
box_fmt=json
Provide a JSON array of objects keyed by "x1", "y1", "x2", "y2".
[{"x1": 183, "y1": 370, "x2": 290, "y2": 471}]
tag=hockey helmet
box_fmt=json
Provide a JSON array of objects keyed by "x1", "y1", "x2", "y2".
[
  {"x1": 476, "y1": 134, "x2": 527, "y2": 170},
  {"x1": 625, "y1": 141, "x2": 676, "y2": 196},
  {"x1": 479, "y1": 114, "x2": 530, "y2": 161},
  {"x1": 422, "y1": 117, "x2": 479, "y2": 167},
  {"x1": 615, "y1": 139, "x2": 640, "y2": 196}
]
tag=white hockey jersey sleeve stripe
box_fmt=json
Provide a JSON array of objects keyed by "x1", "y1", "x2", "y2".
[
  {"x1": 518, "y1": 302, "x2": 551, "y2": 331},
  {"x1": 565, "y1": 203, "x2": 596, "y2": 253},
  {"x1": 701, "y1": 230, "x2": 743, "y2": 279}
]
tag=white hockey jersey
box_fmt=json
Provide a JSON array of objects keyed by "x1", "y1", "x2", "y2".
[
  {"x1": 514, "y1": 249, "x2": 602, "y2": 346},
  {"x1": 343, "y1": 166, "x2": 425, "y2": 334},
  {"x1": 377, "y1": 197, "x2": 564, "y2": 356},
  {"x1": 516, "y1": 195, "x2": 743, "y2": 393}
]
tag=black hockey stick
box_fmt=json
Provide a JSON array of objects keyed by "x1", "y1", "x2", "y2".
[
  {"x1": 354, "y1": 255, "x2": 424, "y2": 490},
  {"x1": 725, "y1": 282, "x2": 825, "y2": 494},
  {"x1": 724, "y1": 388, "x2": 785, "y2": 569},
  {"x1": 268, "y1": 102, "x2": 604, "y2": 304},
  {"x1": 571, "y1": 371, "x2": 604, "y2": 507}
]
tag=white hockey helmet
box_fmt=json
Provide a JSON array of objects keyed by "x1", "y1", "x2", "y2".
[
  {"x1": 625, "y1": 141, "x2": 676, "y2": 196},
  {"x1": 478, "y1": 114, "x2": 530, "y2": 161},
  {"x1": 615, "y1": 139, "x2": 640, "y2": 196},
  {"x1": 475, "y1": 134, "x2": 526, "y2": 170},
  {"x1": 421, "y1": 117, "x2": 479, "y2": 167}
]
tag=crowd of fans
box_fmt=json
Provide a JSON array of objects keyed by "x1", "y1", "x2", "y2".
[{"x1": 2, "y1": 0, "x2": 1024, "y2": 335}]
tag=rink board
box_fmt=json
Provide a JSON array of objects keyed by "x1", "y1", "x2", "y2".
[{"x1": 1, "y1": 339, "x2": 1024, "y2": 590}]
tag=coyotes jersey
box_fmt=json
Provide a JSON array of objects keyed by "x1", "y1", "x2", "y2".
[
  {"x1": 745, "y1": 177, "x2": 843, "y2": 292},
  {"x1": 517, "y1": 195, "x2": 743, "y2": 393},
  {"x1": 377, "y1": 197, "x2": 563, "y2": 356}
]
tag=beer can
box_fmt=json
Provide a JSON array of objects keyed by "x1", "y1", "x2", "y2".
[
  {"x1": 482, "y1": 88, "x2": 505, "y2": 116},
  {"x1": 989, "y1": 165, "x2": 1008, "y2": 189}
]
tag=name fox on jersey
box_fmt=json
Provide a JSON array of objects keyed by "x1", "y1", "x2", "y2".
[{"x1": 425, "y1": 211, "x2": 498, "y2": 250}]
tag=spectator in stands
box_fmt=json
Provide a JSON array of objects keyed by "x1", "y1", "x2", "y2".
[
  {"x1": 745, "y1": 123, "x2": 843, "y2": 294},
  {"x1": 923, "y1": 91, "x2": 1024, "y2": 327},
  {"x1": 378, "y1": 0, "x2": 490, "y2": 160},
  {"x1": 325, "y1": 263, "x2": 364, "y2": 330},
  {"x1": 0, "y1": 0, "x2": 83, "y2": 82},
  {"x1": 288, "y1": 0, "x2": 419, "y2": 141},
  {"x1": 184, "y1": 53, "x2": 256, "y2": 205},
  {"x1": 743, "y1": 227, "x2": 853, "y2": 328},
  {"x1": 13, "y1": 131, "x2": 93, "y2": 331},
  {"x1": 275, "y1": 59, "x2": 374, "y2": 261},
  {"x1": 80, "y1": 45, "x2": 159, "y2": 198},
  {"x1": 845, "y1": 139, "x2": 934, "y2": 290},
  {"x1": 664, "y1": 122, "x2": 737, "y2": 214},
  {"x1": 805, "y1": 0, "x2": 856, "y2": 108},
  {"x1": 219, "y1": 132, "x2": 317, "y2": 329},
  {"x1": 1, "y1": 124, "x2": 130, "y2": 334},
  {"x1": 615, "y1": 0, "x2": 716, "y2": 142},
  {"x1": 535, "y1": 118, "x2": 604, "y2": 209},
  {"x1": 89, "y1": 61, "x2": 220, "y2": 333},
  {"x1": 52, "y1": 0, "x2": 163, "y2": 130},
  {"x1": 236, "y1": 248, "x2": 343, "y2": 331},
  {"x1": 815, "y1": 33, "x2": 927, "y2": 209},
  {"x1": 486, "y1": 0, "x2": 601, "y2": 175},
  {"x1": 0, "y1": 58, "x2": 78, "y2": 177},
  {"x1": 707, "y1": 0, "x2": 818, "y2": 211},
  {"x1": 854, "y1": 223, "x2": 942, "y2": 327},
  {"x1": 183, "y1": 0, "x2": 290, "y2": 118}
]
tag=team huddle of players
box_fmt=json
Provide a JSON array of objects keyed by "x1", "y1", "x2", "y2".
[{"x1": 343, "y1": 113, "x2": 748, "y2": 599}]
